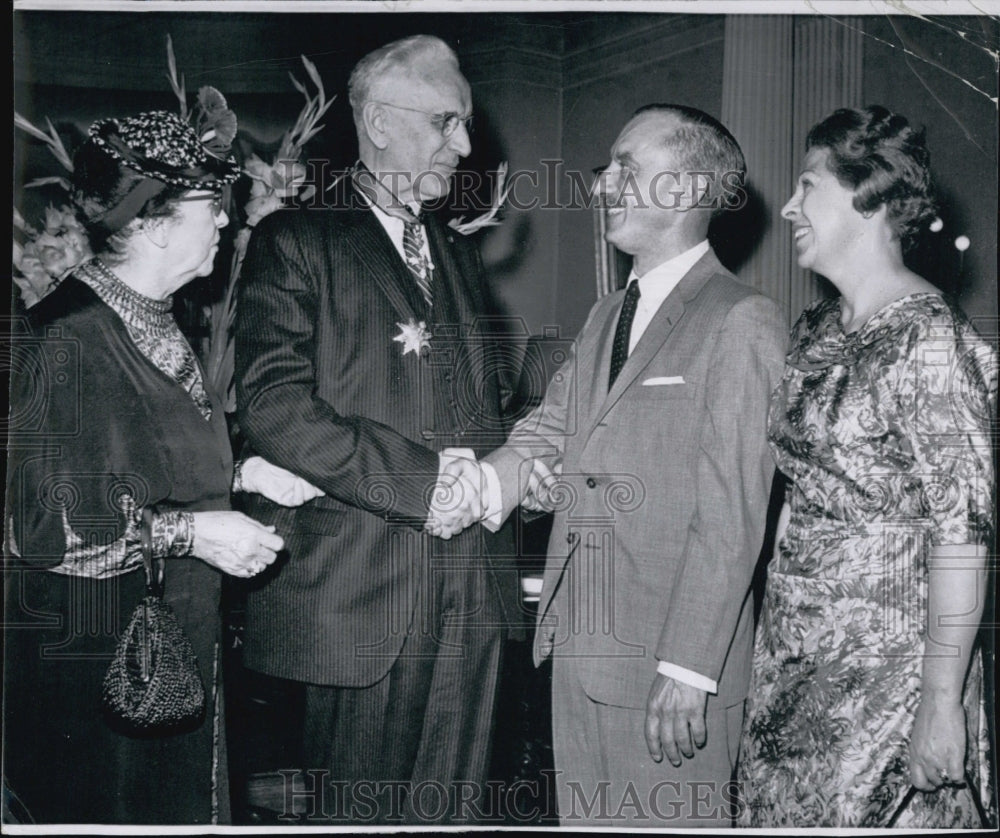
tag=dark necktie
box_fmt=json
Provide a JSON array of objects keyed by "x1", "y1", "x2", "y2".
[
  {"x1": 608, "y1": 280, "x2": 641, "y2": 390},
  {"x1": 402, "y1": 213, "x2": 433, "y2": 307}
]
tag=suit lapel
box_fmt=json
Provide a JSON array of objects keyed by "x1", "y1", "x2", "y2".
[
  {"x1": 582, "y1": 302, "x2": 619, "y2": 427},
  {"x1": 589, "y1": 249, "x2": 722, "y2": 428},
  {"x1": 342, "y1": 198, "x2": 428, "y2": 324},
  {"x1": 425, "y1": 216, "x2": 491, "y2": 402}
]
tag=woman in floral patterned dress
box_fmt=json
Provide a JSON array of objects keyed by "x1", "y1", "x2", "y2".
[{"x1": 738, "y1": 106, "x2": 996, "y2": 828}]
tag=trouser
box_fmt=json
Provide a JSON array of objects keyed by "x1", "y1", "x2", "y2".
[
  {"x1": 550, "y1": 651, "x2": 745, "y2": 828},
  {"x1": 300, "y1": 558, "x2": 505, "y2": 825}
]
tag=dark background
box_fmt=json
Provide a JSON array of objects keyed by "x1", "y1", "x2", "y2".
[{"x1": 14, "y1": 9, "x2": 998, "y2": 339}]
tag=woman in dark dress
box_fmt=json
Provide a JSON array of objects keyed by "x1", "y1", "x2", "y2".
[
  {"x1": 3, "y1": 111, "x2": 321, "y2": 825},
  {"x1": 738, "y1": 106, "x2": 996, "y2": 827}
]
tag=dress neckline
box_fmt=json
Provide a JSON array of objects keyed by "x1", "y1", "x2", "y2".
[
  {"x1": 837, "y1": 291, "x2": 942, "y2": 338},
  {"x1": 788, "y1": 291, "x2": 948, "y2": 371}
]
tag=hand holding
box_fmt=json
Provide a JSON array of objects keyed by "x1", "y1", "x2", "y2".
[
  {"x1": 425, "y1": 453, "x2": 486, "y2": 540},
  {"x1": 190, "y1": 510, "x2": 284, "y2": 577},
  {"x1": 238, "y1": 456, "x2": 325, "y2": 507},
  {"x1": 909, "y1": 689, "x2": 967, "y2": 791},
  {"x1": 645, "y1": 674, "x2": 708, "y2": 766},
  {"x1": 522, "y1": 458, "x2": 562, "y2": 513}
]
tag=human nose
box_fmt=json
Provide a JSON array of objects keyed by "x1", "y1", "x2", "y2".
[
  {"x1": 448, "y1": 121, "x2": 472, "y2": 157},
  {"x1": 216, "y1": 207, "x2": 230, "y2": 229},
  {"x1": 781, "y1": 187, "x2": 801, "y2": 221},
  {"x1": 598, "y1": 165, "x2": 621, "y2": 203}
]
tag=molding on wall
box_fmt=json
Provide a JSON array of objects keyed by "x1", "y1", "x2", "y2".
[
  {"x1": 463, "y1": 46, "x2": 563, "y2": 91},
  {"x1": 562, "y1": 15, "x2": 724, "y2": 90},
  {"x1": 15, "y1": 11, "x2": 725, "y2": 96}
]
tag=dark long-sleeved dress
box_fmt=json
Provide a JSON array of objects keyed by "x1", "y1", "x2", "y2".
[{"x1": 4, "y1": 264, "x2": 233, "y2": 825}]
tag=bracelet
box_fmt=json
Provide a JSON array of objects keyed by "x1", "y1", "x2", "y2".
[{"x1": 150, "y1": 510, "x2": 196, "y2": 557}]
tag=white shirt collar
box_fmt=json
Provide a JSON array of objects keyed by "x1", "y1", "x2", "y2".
[
  {"x1": 358, "y1": 186, "x2": 433, "y2": 268},
  {"x1": 358, "y1": 186, "x2": 421, "y2": 223},
  {"x1": 623, "y1": 240, "x2": 710, "y2": 354},
  {"x1": 626, "y1": 239, "x2": 710, "y2": 307}
]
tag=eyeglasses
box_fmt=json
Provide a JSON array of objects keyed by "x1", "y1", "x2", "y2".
[
  {"x1": 176, "y1": 192, "x2": 226, "y2": 216},
  {"x1": 370, "y1": 102, "x2": 474, "y2": 138}
]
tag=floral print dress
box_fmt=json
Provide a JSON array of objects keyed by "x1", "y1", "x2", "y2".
[{"x1": 738, "y1": 293, "x2": 997, "y2": 828}]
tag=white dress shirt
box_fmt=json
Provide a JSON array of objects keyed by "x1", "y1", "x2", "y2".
[
  {"x1": 367, "y1": 197, "x2": 435, "y2": 275},
  {"x1": 626, "y1": 239, "x2": 710, "y2": 353}
]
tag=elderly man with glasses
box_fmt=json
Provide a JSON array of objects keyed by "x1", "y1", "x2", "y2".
[{"x1": 234, "y1": 35, "x2": 522, "y2": 825}]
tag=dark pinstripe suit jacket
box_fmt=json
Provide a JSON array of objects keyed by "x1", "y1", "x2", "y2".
[{"x1": 234, "y1": 183, "x2": 522, "y2": 687}]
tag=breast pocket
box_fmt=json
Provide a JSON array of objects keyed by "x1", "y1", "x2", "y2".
[{"x1": 631, "y1": 379, "x2": 697, "y2": 404}]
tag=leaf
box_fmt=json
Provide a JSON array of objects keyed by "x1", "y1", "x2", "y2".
[
  {"x1": 43, "y1": 118, "x2": 74, "y2": 171},
  {"x1": 14, "y1": 112, "x2": 52, "y2": 143},
  {"x1": 14, "y1": 112, "x2": 74, "y2": 172},
  {"x1": 288, "y1": 72, "x2": 308, "y2": 97},
  {"x1": 164, "y1": 34, "x2": 187, "y2": 119},
  {"x1": 25, "y1": 176, "x2": 73, "y2": 191},
  {"x1": 301, "y1": 55, "x2": 323, "y2": 96}
]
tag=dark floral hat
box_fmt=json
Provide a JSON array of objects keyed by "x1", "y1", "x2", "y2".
[
  {"x1": 88, "y1": 110, "x2": 241, "y2": 189},
  {"x1": 78, "y1": 110, "x2": 241, "y2": 237}
]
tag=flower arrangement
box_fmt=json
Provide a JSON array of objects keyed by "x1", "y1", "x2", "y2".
[
  {"x1": 165, "y1": 39, "x2": 335, "y2": 408},
  {"x1": 12, "y1": 114, "x2": 85, "y2": 307}
]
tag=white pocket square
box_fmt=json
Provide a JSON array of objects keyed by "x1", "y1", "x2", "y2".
[{"x1": 642, "y1": 376, "x2": 685, "y2": 386}]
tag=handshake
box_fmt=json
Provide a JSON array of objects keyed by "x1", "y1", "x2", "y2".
[{"x1": 423, "y1": 447, "x2": 562, "y2": 539}]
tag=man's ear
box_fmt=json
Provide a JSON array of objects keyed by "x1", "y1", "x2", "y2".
[
  {"x1": 362, "y1": 102, "x2": 390, "y2": 151},
  {"x1": 673, "y1": 171, "x2": 716, "y2": 213}
]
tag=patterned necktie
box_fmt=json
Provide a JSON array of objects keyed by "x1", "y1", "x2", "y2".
[
  {"x1": 608, "y1": 280, "x2": 641, "y2": 390},
  {"x1": 402, "y1": 213, "x2": 433, "y2": 307}
]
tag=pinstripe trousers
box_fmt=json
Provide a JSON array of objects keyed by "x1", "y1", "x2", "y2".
[{"x1": 300, "y1": 545, "x2": 506, "y2": 825}]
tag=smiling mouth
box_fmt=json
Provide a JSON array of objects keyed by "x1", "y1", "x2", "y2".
[{"x1": 793, "y1": 226, "x2": 810, "y2": 242}]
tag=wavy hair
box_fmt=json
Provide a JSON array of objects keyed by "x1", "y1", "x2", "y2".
[{"x1": 806, "y1": 105, "x2": 937, "y2": 249}]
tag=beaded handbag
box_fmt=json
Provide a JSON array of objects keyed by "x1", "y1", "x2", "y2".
[{"x1": 101, "y1": 509, "x2": 206, "y2": 731}]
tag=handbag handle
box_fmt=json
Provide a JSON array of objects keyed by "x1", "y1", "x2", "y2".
[
  {"x1": 887, "y1": 770, "x2": 991, "y2": 828},
  {"x1": 140, "y1": 507, "x2": 165, "y2": 598}
]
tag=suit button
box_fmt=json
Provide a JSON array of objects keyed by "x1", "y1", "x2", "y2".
[
  {"x1": 586, "y1": 477, "x2": 597, "y2": 488},
  {"x1": 566, "y1": 533, "x2": 576, "y2": 544}
]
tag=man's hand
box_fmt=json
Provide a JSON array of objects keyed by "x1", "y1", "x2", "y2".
[
  {"x1": 645, "y1": 674, "x2": 709, "y2": 766},
  {"x1": 521, "y1": 458, "x2": 562, "y2": 513},
  {"x1": 238, "y1": 456, "x2": 326, "y2": 507},
  {"x1": 425, "y1": 451, "x2": 486, "y2": 539}
]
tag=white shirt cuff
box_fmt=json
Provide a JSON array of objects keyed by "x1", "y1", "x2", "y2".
[
  {"x1": 479, "y1": 461, "x2": 503, "y2": 532},
  {"x1": 656, "y1": 661, "x2": 718, "y2": 694}
]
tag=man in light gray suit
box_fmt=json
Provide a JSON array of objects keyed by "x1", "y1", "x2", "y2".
[{"x1": 457, "y1": 104, "x2": 786, "y2": 826}]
